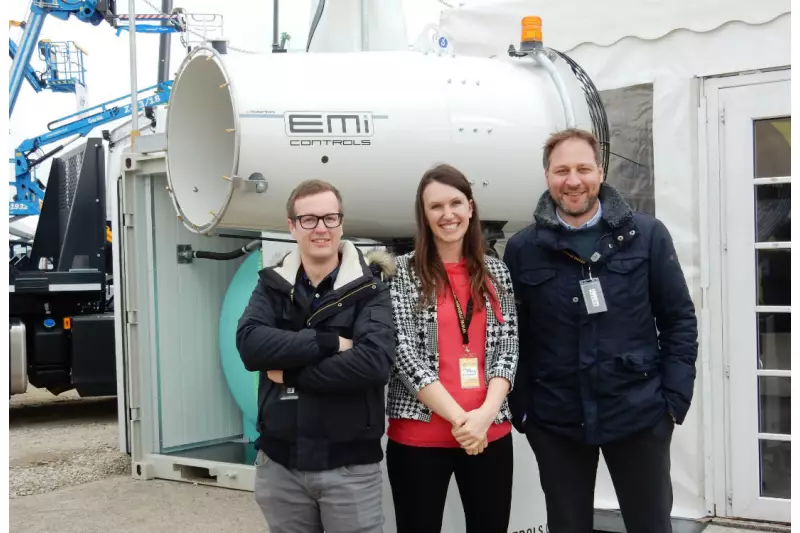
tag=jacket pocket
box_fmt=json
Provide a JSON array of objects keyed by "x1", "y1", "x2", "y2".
[
  {"x1": 605, "y1": 256, "x2": 648, "y2": 274},
  {"x1": 370, "y1": 306, "x2": 394, "y2": 328},
  {"x1": 320, "y1": 393, "x2": 372, "y2": 442},
  {"x1": 529, "y1": 366, "x2": 584, "y2": 427},
  {"x1": 603, "y1": 256, "x2": 649, "y2": 309},
  {"x1": 261, "y1": 384, "x2": 299, "y2": 440},
  {"x1": 597, "y1": 352, "x2": 660, "y2": 398},
  {"x1": 620, "y1": 352, "x2": 659, "y2": 375},
  {"x1": 517, "y1": 267, "x2": 559, "y2": 312}
]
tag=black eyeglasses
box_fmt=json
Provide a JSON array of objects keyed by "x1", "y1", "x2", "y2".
[{"x1": 295, "y1": 213, "x2": 344, "y2": 230}]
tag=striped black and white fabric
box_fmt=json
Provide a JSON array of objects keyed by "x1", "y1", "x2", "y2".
[{"x1": 386, "y1": 251, "x2": 520, "y2": 424}]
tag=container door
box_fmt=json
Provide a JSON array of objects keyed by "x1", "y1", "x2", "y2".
[
  {"x1": 719, "y1": 76, "x2": 791, "y2": 523},
  {"x1": 110, "y1": 157, "x2": 130, "y2": 455}
]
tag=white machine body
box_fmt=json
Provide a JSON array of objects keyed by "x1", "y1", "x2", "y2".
[{"x1": 165, "y1": 47, "x2": 594, "y2": 239}]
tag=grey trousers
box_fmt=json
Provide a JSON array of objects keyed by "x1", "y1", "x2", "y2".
[{"x1": 254, "y1": 450, "x2": 384, "y2": 533}]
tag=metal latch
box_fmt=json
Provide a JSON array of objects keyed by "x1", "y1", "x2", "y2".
[{"x1": 232, "y1": 173, "x2": 268, "y2": 194}]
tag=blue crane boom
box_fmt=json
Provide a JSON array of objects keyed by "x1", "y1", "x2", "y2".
[
  {"x1": 9, "y1": 1, "x2": 185, "y2": 117},
  {"x1": 8, "y1": 1, "x2": 115, "y2": 116},
  {"x1": 10, "y1": 81, "x2": 172, "y2": 217},
  {"x1": 8, "y1": 38, "x2": 45, "y2": 93}
]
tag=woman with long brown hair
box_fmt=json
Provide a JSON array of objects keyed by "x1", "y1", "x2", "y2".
[{"x1": 386, "y1": 164, "x2": 520, "y2": 532}]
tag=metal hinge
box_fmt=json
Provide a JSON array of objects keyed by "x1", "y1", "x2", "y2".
[
  {"x1": 129, "y1": 407, "x2": 141, "y2": 421},
  {"x1": 720, "y1": 107, "x2": 726, "y2": 124},
  {"x1": 126, "y1": 310, "x2": 138, "y2": 324},
  {"x1": 727, "y1": 491, "x2": 733, "y2": 506},
  {"x1": 723, "y1": 365, "x2": 730, "y2": 378},
  {"x1": 123, "y1": 213, "x2": 135, "y2": 228}
]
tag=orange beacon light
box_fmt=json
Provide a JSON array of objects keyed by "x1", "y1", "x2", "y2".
[{"x1": 520, "y1": 16, "x2": 543, "y2": 51}]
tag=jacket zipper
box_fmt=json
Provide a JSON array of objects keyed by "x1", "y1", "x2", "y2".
[{"x1": 305, "y1": 282, "x2": 377, "y2": 327}]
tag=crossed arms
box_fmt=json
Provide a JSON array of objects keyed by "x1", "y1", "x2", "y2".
[{"x1": 235, "y1": 277, "x2": 396, "y2": 393}]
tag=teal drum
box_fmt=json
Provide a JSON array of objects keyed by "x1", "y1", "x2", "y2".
[{"x1": 218, "y1": 250, "x2": 262, "y2": 443}]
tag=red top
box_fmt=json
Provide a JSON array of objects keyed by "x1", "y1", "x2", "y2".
[{"x1": 388, "y1": 259, "x2": 512, "y2": 448}]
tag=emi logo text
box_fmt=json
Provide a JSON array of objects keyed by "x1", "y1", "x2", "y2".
[{"x1": 285, "y1": 112, "x2": 374, "y2": 137}]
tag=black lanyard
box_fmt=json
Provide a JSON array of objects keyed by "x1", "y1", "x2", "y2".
[{"x1": 450, "y1": 284, "x2": 474, "y2": 347}]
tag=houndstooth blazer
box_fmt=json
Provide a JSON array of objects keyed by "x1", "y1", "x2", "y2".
[{"x1": 386, "y1": 251, "x2": 520, "y2": 424}]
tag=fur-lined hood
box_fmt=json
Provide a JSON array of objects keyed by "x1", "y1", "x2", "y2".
[
  {"x1": 533, "y1": 182, "x2": 634, "y2": 230},
  {"x1": 269, "y1": 240, "x2": 395, "y2": 290}
]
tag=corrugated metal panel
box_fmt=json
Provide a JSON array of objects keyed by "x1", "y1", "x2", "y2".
[{"x1": 150, "y1": 176, "x2": 246, "y2": 450}]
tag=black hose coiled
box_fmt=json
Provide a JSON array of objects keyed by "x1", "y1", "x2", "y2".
[{"x1": 549, "y1": 48, "x2": 611, "y2": 177}]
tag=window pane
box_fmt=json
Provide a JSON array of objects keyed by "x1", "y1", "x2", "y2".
[
  {"x1": 754, "y1": 118, "x2": 791, "y2": 178},
  {"x1": 758, "y1": 313, "x2": 791, "y2": 370},
  {"x1": 760, "y1": 439, "x2": 790, "y2": 499},
  {"x1": 755, "y1": 184, "x2": 790, "y2": 242},
  {"x1": 758, "y1": 376, "x2": 790, "y2": 435},
  {"x1": 756, "y1": 249, "x2": 790, "y2": 306}
]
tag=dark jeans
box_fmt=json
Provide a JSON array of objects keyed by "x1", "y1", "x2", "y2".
[
  {"x1": 525, "y1": 414, "x2": 674, "y2": 533},
  {"x1": 386, "y1": 433, "x2": 514, "y2": 533}
]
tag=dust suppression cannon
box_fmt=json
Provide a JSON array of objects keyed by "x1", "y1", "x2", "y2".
[{"x1": 163, "y1": 16, "x2": 609, "y2": 241}]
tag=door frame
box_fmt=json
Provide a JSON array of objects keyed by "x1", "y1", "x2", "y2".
[{"x1": 700, "y1": 67, "x2": 791, "y2": 523}]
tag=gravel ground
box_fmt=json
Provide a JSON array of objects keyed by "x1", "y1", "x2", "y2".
[
  {"x1": 9, "y1": 386, "x2": 269, "y2": 532},
  {"x1": 9, "y1": 386, "x2": 130, "y2": 498}
]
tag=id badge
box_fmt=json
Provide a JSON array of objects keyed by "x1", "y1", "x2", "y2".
[
  {"x1": 579, "y1": 278, "x2": 608, "y2": 314},
  {"x1": 459, "y1": 357, "x2": 480, "y2": 389},
  {"x1": 279, "y1": 386, "x2": 299, "y2": 401}
]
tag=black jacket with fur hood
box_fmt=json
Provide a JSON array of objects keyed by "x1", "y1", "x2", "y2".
[{"x1": 236, "y1": 241, "x2": 396, "y2": 472}]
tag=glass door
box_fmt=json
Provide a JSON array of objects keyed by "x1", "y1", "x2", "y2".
[{"x1": 720, "y1": 76, "x2": 791, "y2": 523}]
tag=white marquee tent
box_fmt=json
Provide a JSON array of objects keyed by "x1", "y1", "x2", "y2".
[{"x1": 429, "y1": 0, "x2": 791, "y2": 529}]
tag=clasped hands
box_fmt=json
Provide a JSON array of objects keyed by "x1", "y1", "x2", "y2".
[
  {"x1": 451, "y1": 406, "x2": 496, "y2": 456},
  {"x1": 266, "y1": 336, "x2": 353, "y2": 384}
]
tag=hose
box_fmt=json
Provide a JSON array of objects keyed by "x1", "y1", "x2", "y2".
[
  {"x1": 549, "y1": 48, "x2": 611, "y2": 176},
  {"x1": 532, "y1": 50, "x2": 576, "y2": 129},
  {"x1": 192, "y1": 239, "x2": 261, "y2": 261}
]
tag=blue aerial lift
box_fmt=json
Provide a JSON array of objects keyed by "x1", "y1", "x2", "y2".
[
  {"x1": 7, "y1": 0, "x2": 187, "y2": 400},
  {"x1": 8, "y1": 80, "x2": 172, "y2": 398},
  {"x1": 9, "y1": 0, "x2": 185, "y2": 117},
  {"x1": 8, "y1": 1, "x2": 116, "y2": 116},
  {"x1": 9, "y1": 0, "x2": 185, "y2": 217},
  {"x1": 10, "y1": 80, "x2": 172, "y2": 217},
  {"x1": 8, "y1": 34, "x2": 88, "y2": 96}
]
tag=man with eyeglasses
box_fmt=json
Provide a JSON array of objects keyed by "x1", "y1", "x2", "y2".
[{"x1": 237, "y1": 179, "x2": 397, "y2": 533}]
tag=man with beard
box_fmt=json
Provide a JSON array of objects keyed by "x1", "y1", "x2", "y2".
[{"x1": 503, "y1": 129, "x2": 698, "y2": 533}]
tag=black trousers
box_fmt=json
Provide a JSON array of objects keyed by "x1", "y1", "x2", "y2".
[
  {"x1": 386, "y1": 433, "x2": 514, "y2": 533},
  {"x1": 525, "y1": 414, "x2": 675, "y2": 533}
]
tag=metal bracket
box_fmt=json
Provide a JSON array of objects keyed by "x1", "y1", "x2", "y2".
[
  {"x1": 177, "y1": 244, "x2": 194, "y2": 264},
  {"x1": 232, "y1": 173, "x2": 268, "y2": 194}
]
